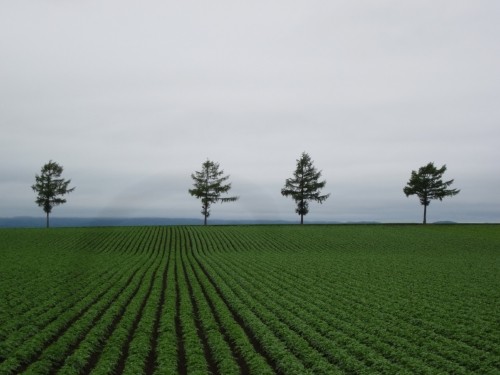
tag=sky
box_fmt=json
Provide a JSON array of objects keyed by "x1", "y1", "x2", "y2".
[{"x1": 1, "y1": 1, "x2": 499, "y2": 223}]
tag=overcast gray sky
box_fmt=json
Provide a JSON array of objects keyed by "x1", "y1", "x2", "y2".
[{"x1": 1, "y1": 1, "x2": 499, "y2": 223}]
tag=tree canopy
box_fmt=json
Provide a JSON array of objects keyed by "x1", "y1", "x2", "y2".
[
  {"x1": 403, "y1": 162, "x2": 460, "y2": 224},
  {"x1": 281, "y1": 152, "x2": 330, "y2": 224},
  {"x1": 32, "y1": 160, "x2": 75, "y2": 228},
  {"x1": 188, "y1": 159, "x2": 238, "y2": 225}
]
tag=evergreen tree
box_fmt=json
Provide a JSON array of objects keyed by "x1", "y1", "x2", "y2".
[
  {"x1": 404, "y1": 162, "x2": 460, "y2": 224},
  {"x1": 281, "y1": 152, "x2": 330, "y2": 224},
  {"x1": 32, "y1": 160, "x2": 76, "y2": 228},
  {"x1": 188, "y1": 159, "x2": 238, "y2": 225}
]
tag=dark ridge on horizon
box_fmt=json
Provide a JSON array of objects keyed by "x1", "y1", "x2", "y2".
[
  {"x1": 0, "y1": 217, "x2": 202, "y2": 228},
  {"x1": 0, "y1": 216, "x2": 381, "y2": 228},
  {"x1": 0, "y1": 217, "x2": 294, "y2": 228},
  {"x1": 2, "y1": 217, "x2": 489, "y2": 229}
]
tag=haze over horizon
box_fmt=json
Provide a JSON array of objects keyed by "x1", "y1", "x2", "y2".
[{"x1": 1, "y1": 1, "x2": 499, "y2": 223}]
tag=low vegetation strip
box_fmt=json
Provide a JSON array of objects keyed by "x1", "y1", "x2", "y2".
[{"x1": 0, "y1": 224, "x2": 498, "y2": 374}]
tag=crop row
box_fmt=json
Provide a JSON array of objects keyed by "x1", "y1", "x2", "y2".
[
  {"x1": 1, "y1": 225, "x2": 498, "y2": 374},
  {"x1": 187, "y1": 225, "x2": 500, "y2": 374},
  {"x1": 0, "y1": 227, "x2": 164, "y2": 374},
  {"x1": 181, "y1": 226, "x2": 274, "y2": 374},
  {"x1": 0, "y1": 227, "x2": 155, "y2": 364}
]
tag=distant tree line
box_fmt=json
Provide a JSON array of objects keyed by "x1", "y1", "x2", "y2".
[{"x1": 32, "y1": 155, "x2": 460, "y2": 227}]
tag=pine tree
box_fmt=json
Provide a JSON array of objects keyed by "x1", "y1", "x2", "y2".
[
  {"x1": 32, "y1": 160, "x2": 76, "y2": 228},
  {"x1": 403, "y1": 162, "x2": 460, "y2": 224},
  {"x1": 281, "y1": 152, "x2": 330, "y2": 224},
  {"x1": 188, "y1": 159, "x2": 238, "y2": 225}
]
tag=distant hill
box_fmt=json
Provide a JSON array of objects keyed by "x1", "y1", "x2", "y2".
[
  {"x1": 0, "y1": 217, "x2": 199, "y2": 228},
  {"x1": 0, "y1": 216, "x2": 369, "y2": 228},
  {"x1": 0, "y1": 217, "x2": 302, "y2": 228},
  {"x1": 0, "y1": 217, "x2": 471, "y2": 228}
]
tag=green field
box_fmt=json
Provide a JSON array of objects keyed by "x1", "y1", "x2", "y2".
[{"x1": 0, "y1": 225, "x2": 499, "y2": 374}]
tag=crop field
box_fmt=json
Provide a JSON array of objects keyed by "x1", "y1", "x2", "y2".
[{"x1": 0, "y1": 225, "x2": 499, "y2": 375}]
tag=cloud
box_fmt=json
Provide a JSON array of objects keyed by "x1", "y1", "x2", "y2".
[{"x1": 1, "y1": 1, "x2": 499, "y2": 222}]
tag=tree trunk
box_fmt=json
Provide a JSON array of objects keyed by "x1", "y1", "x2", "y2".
[
  {"x1": 203, "y1": 193, "x2": 208, "y2": 225},
  {"x1": 423, "y1": 204, "x2": 427, "y2": 224},
  {"x1": 46, "y1": 212, "x2": 50, "y2": 228},
  {"x1": 300, "y1": 196, "x2": 304, "y2": 224}
]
